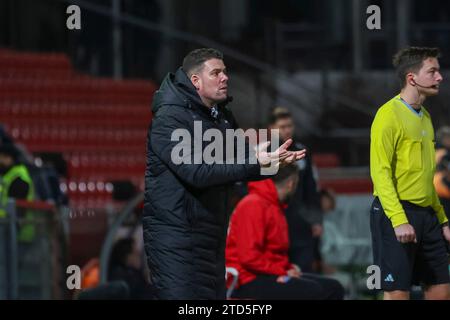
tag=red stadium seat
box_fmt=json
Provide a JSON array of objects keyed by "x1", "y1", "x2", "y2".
[
  {"x1": 313, "y1": 153, "x2": 341, "y2": 168},
  {"x1": 0, "y1": 49, "x2": 155, "y2": 210}
]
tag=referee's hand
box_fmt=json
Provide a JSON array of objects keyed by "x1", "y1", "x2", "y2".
[
  {"x1": 442, "y1": 224, "x2": 450, "y2": 244},
  {"x1": 394, "y1": 223, "x2": 417, "y2": 243}
]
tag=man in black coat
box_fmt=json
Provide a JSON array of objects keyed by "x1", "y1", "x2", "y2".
[{"x1": 143, "y1": 48, "x2": 305, "y2": 299}]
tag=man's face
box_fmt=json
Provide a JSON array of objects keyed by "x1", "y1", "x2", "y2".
[
  {"x1": 287, "y1": 174, "x2": 298, "y2": 199},
  {"x1": 442, "y1": 137, "x2": 450, "y2": 150},
  {"x1": 321, "y1": 195, "x2": 336, "y2": 213},
  {"x1": 284, "y1": 174, "x2": 299, "y2": 202},
  {"x1": 272, "y1": 117, "x2": 295, "y2": 143},
  {"x1": 411, "y1": 57, "x2": 443, "y2": 96},
  {"x1": 0, "y1": 154, "x2": 13, "y2": 171},
  {"x1": 191, "y1": 58, "x2": 229, "y2": 107}
]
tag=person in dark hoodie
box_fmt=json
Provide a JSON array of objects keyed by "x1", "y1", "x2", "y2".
[
  {"x1": 108, "y1": 238, "x2": 155, "y2": 299},
  {"x1": 143, "y1": 48, "x2": 306, "y2": 299}
]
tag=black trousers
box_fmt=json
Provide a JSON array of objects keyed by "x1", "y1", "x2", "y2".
[{"x1": 232, "y1": 274, "x2": 345, "y2": 300}]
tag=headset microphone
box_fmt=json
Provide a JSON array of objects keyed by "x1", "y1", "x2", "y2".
[{"x1": 411, "y1": 79, "x2": 438, "y2": 89}]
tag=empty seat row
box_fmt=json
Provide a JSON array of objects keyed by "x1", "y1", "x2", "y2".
[
  {"x1": 0, "y1": 50, "x2": 71, "y2": 70},
  {"x1": 0, "y1": 48, "x2": 155, "y2": 209},
  {"x1": 3, "y1": 118, "x2": 150, "y2": 130},
  {"x1": 0, "y1": 78, "x2": 154, "y2": 97},
  {"x1": 0, "y1": 91, "x2": 150, "y2": 105},
  {"x1": 6, "y1": 124, "x2": 146, "y2": 141},
  {"x1": 312, "y1": 153, "x2": 341, "y2": 168},
  {"x1": 0, "y1": 68, "x2": 74, "y2": 80},
  {"x1": 0, "y1": 102, "x2": 151, "y2": 125}
]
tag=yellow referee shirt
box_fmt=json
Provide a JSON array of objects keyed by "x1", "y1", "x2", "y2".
[{"x1": 370, "y1": 94, "x2": 448, "y2": 227}]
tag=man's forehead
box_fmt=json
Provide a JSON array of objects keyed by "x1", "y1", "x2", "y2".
[
  {"x1": 203, "y1": 58, "x2": 226, "y2": 70},
  {"x1": 422, "y1": 57, "x2": 440, "y2": 69},
  {"x1": 276, "y1": 118, "x2": 294, "y2": 126}
]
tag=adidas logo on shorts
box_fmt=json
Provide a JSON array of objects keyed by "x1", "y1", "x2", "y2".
[{"x1": 384, "y1": 274, "x2": 395, "y2": 282}]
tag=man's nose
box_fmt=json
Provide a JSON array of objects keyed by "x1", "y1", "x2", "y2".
[
  {"x1": 221, "y1": 72, "x2": 228, "y2": 82},
  {"x1": 436, "y1": 71, "x2": 443, "y2": 82}
]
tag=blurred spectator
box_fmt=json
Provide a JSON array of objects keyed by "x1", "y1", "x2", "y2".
[
  {"x1": 108, "y1": 237, "x2": 154, "y2": 299},
  {"x1": 434, "y1": 152, "x2": 450, "y2": 221},
  {"x1": 314, "y1": 189, "x2": 337, "y2": 274},
  {"x1": 80, "y1": 258, "x2": 100, "y2": 290},
  {"x1": 268, "y1": 107, "x2": 323, "y2": 273},
  {"x1": 0, "y1": 125, "x2": 13, "y2": 146},
  {"x1": 226, "y1": 165, "x2": 344, "y2": 300},
  {"x1": 0, "y1": 144, "x2": 36, "y2": 242},
  {"x1": 320, "y1": 188, "x2": 336, "y2": 213},
  {"x1": 435, "y1": 126, "x2": 450, "y2": 163},
  {"x1": 434, "y1": 126, "x2": 450, "y2": 220},
  {"x1": 77, "y1": 258, "x2": 130, "y2": 300}
]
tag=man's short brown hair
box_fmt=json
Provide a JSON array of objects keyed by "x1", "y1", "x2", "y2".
[
  {"x1": 393, "y1": 47, "x2": 441, "y2": 87},
  {"x1": 269, "y1": 107, "x2": 292, "y2": 125},
  {"x1": 271, "y1": 163, "x2": 299, "y2": 186},
  {"x1": 182, "y1": 48, "x2": 223, "y2": 77}
]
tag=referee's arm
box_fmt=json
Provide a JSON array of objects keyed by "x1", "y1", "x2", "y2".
[
  {"x1": 370, "y1": 109, "x2": 408, "y2": 227},
  {"x1": 431, "y1": 187, "x2": 449, "y2": 225}
]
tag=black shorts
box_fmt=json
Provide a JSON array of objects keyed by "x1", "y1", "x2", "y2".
[{"x1": 370, "y1": 197, "x2": 450, "y2": 291}]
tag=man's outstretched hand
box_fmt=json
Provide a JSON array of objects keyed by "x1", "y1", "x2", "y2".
[{"x1": 255, "y1": 139, "x2": 306, "y2": 168}]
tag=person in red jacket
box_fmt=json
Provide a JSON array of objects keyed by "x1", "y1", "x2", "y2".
[{"x1": 226, "y1": 164, "x2": 344, "y2": 299}]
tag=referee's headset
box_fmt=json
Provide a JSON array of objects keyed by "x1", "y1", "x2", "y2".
[
  {"x1": 409, "y1": 71, "x2": 439, "y2": 89},
  {"x1": 410, "y1": 78, "x2": 437, "y2": 89},
  {"x1": 405, "y1": 74, "x2": 437, "y2": 107}
]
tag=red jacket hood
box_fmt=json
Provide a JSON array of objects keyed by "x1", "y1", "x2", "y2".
[
  {"x1": 248, "y1": 179, "x2": 287, "y2": 208},
  {"x1": 247, "y1": 179, "x2": 279, "y2": 205}
]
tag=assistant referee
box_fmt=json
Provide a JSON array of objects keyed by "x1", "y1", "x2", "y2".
[{"x1": 370, "y1": 47, "x2": 450, "y2": 300}]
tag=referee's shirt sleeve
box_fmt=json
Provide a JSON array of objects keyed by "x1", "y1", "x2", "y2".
[
  {"x1": 370, "y1": 108, "x2": 408, "y2": 227},
  {"x1": 431, "y1": 187, "x2": 449, "y2": 225}
]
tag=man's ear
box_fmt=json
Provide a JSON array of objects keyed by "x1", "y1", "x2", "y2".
[
  {"x1": 191, "y1": 74, "x2": 200, "y2": 90},
  {"x1": 407, "y1": 72, "x2": 416, "y2": 86}
]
